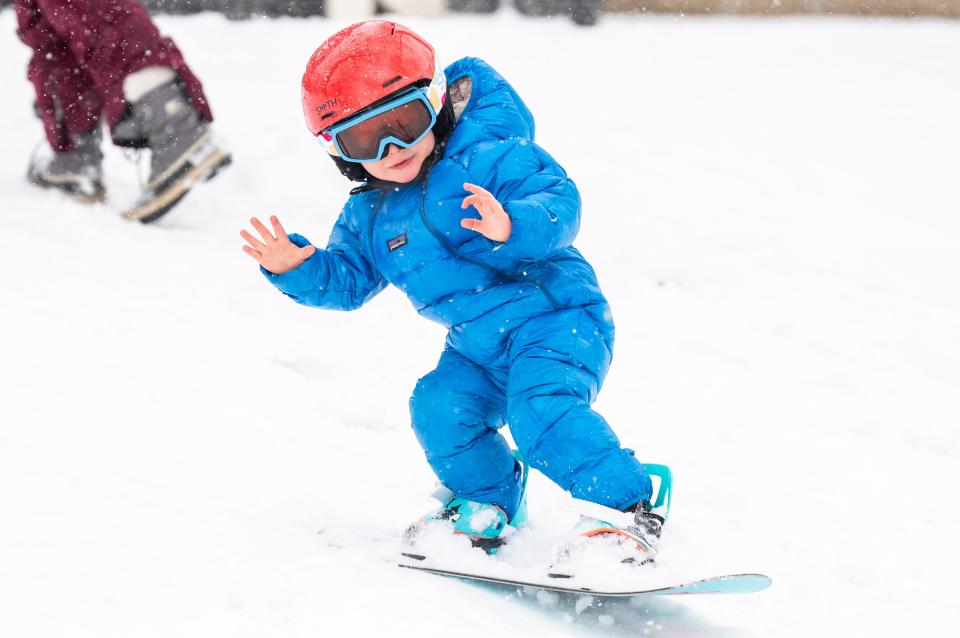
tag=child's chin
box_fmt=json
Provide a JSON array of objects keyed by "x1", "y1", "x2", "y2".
[{"x1": 386, "y1": 162, "x2": 423, "y2": 183}]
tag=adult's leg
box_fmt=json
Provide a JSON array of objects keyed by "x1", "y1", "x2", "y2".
[
  {"x1": 26, "y1": 0, "x2": 213, "y2": 130},
  {"x1": 506, "y1": 308, "x2": 652, "y2": 511},
  {"x1": 409, "y1": 349, "x2": 523, "y2": 518},
  {"x1": 16, "y1": 1, "x2": 105, "y2": 199},
  {"x1": 15, "y1": 0, "x2": 102, "y2": 152}
]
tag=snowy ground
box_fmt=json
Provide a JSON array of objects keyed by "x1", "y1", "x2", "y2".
[{"x1": 2, "y1": 8, "x2": 959, "y2": 637}]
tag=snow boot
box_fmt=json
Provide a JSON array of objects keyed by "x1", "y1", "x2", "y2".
[
  {"x1": 27, "y1": 126, "x2": 106, "y2": 203},
  {"x1": 550, "y1": 464, "x2": 672, "y2": 576},
  {"x1": 402, "y1": 457, "x2": 529, "y2": 559},
  {"x1": 402, "y1": 495, "x2": 514, "y2": 558},
  {"x1": 113, "y1": 78, "x2": 231, "y2": 223}
]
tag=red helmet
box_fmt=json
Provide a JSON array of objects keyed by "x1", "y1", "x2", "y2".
[{"x1": 302, "y1": 21, "x2": 439, "y2": 136}]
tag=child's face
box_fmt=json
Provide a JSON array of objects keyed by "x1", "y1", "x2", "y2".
[{"x1": 362, "y1": 131, "x2": 436, "y2": 184}]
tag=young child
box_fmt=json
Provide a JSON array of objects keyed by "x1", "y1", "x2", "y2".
[{"x1": 241, "y1": 21, "x2": 667, "y2": 562}]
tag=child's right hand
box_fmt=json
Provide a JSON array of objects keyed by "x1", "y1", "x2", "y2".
[{"x1": 241, "y1": 215, "x2": 316, "y2": 275}]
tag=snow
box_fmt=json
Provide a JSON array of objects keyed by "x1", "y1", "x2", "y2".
[{"x1": 2, "y1": 8, "x2": 959, "y2": 637}]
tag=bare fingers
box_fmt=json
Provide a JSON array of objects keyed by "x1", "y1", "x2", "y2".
[
  {"x1": 463, "y1": 182, "x2": 491, "y2": 197},
  {"x1": 240, "y1": 229, "x2": 266, "y2": 252},
  {"x1": 249, "y1": 217, "x2": 277, "y2": 244},
  {"x1": 270, "y1": 215, "x2": 288, "y2": 241},
  {"x1": 462, "y1": 182, "x2": 490, "y2": 209},
  {"x1": 241, "y1": 244, "x2": 264, "y2": 263}
]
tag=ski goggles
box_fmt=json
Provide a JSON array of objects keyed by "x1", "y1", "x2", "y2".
[{"x1": 317, "y1": 87, "x2": 438, "y2": 164}]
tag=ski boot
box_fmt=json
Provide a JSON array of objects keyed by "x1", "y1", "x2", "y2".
[
  {"x1": 27, "y1": 127, "x2": 106, "y2": 204},
  {"x1": 112, "y1": 78, "x2": 231, "y2": 223},
  {"x1": 550, "y1": 464, "x2": 672, "y2": 577},
  {"x1": 402, "y1": 457, "x2": 529, "y2": 560}
]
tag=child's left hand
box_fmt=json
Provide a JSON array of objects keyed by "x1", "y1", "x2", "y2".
[{"x1": 461, "y1": 182, "x2": 512, "y2": 243}]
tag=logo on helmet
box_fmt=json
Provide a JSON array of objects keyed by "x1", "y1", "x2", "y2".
[{"x1": 315, "y1": 99, "x2": 338, "y2": 115}]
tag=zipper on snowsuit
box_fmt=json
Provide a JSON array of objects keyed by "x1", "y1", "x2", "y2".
[{"x1": 366, "y1": 189, "x2": 388, "y2": 270}]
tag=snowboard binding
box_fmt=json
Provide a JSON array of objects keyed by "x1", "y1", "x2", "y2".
[
  {"x1": 549, "y1": 463, "x2": 673, "y2": 577},
  {"x1": 402, "y1": 454, "x2": 529, "y2": 560}
]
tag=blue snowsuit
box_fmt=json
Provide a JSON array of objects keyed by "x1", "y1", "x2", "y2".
[{"x1": 264, "y1": 57, "x2": 652, "y2": 519}]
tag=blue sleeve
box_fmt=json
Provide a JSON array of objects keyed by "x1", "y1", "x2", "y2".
[
  {"x1": 488, "y1": 141, "x2": 581, "y2": 262},
  {"x1": 260, "y1": 211, "x2": 386, "y2": 311}
]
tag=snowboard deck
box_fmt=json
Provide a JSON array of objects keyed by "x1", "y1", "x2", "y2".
[{"x1": 399, "y1": 561, "x2": 772, "y2": 597}]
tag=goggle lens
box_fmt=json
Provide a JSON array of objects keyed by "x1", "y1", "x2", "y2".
[
  {"x1": 322, "y1": 89, "x2": 437, "y2": 163},
  {"x1": 337, "y1": 99, "x2": 433, "y2": 161}
]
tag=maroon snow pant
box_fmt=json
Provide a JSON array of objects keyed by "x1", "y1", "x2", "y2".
[{"x1": 14, "y1": 0, "x2": 213, "y2": 152}]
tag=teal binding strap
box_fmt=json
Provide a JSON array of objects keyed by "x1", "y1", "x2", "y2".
[
  {"x1": 642, "y1": 463, "x2": 673, "y2": 521},
  {"x1": 511, "y1": 449, "x2": 530, "y2": 528}
]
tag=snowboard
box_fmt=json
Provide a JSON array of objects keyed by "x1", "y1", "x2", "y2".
[
  {"x1": 399, "y1": 464, "x2": 771, "y2": 598},
  {"x1": 399, "y1": 560, "x2": 772, "y2": 597}
]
